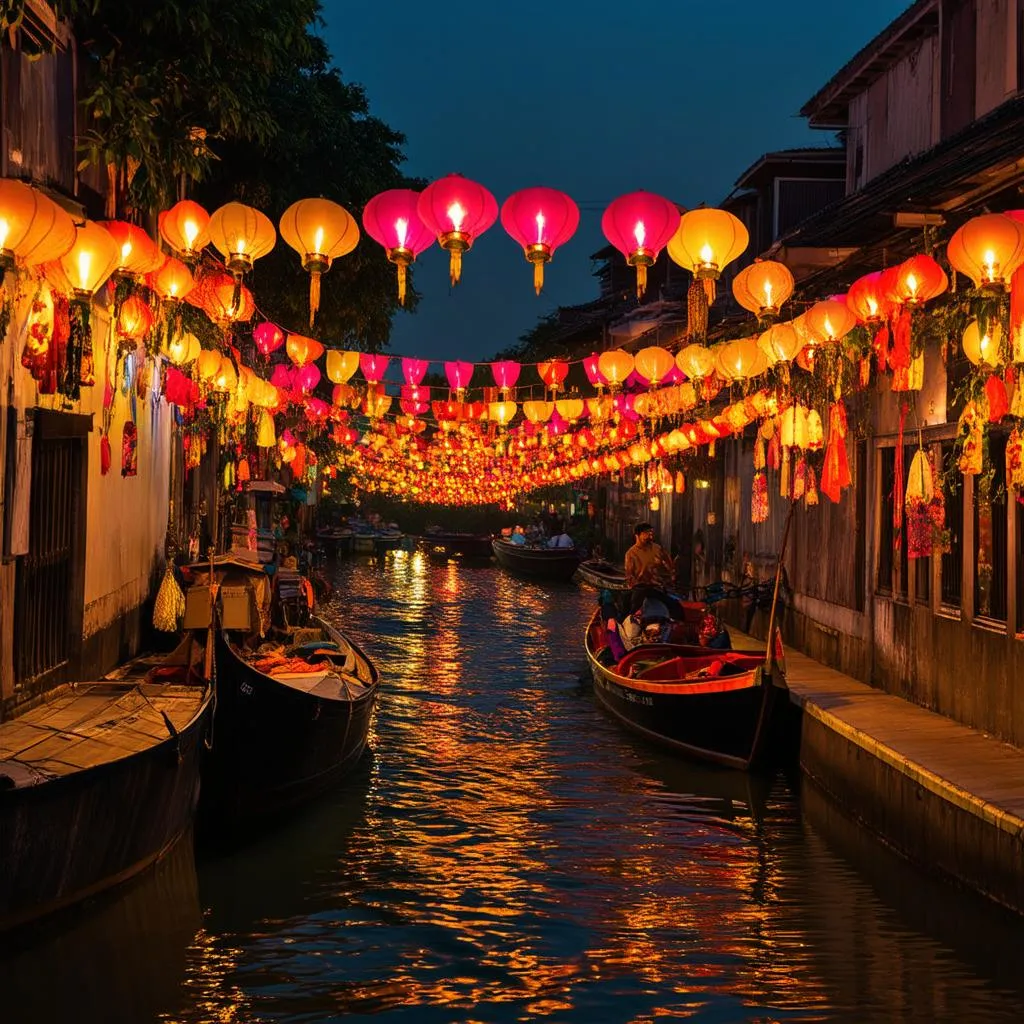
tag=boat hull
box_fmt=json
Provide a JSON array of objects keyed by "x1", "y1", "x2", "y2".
[
  {"x1": 492, "y1": 539, "x2": 582, "y2": 581},
  {"x1": 201, "y1": 620, "x2": 380, "y2": 830},
  {"x1": 418, "y1": 534, "x2": 494, "y2": 561},
  {"x1": 575, "y1": 559, "x2": 628, "y2": 591},
  {"x1": 0, "y1": 685, "x2": 211, "y2": 934}
]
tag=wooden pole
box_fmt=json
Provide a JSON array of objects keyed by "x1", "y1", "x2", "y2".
[{"x1": 764, "y1": 460, "x2": 799, "y2": 673}]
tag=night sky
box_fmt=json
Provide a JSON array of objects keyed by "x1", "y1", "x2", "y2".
[{"x1": 320, "y1": 0, "x2": 906, "y2": 363}]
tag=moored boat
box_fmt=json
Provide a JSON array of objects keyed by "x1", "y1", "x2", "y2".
[
  {"x1": 418, "y1": 532, "x2": 494, "y2": 561},
  {"x1": 0, "y1": 640, "x2": 212, "y2": 934},
  {"x1": 584, "y1": 609, "x2": 786, "y2": 771},
  {"x1": 491, "y1": 538, "x2": 583, "y2": 581},
  {"x1": 575, "y1": 558, "x2": 628, "y2": 591}
]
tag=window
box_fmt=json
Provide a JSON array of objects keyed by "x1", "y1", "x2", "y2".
[
  {"x1": 975, "y1": 432, "x2": 1008, "y2": 622},
  {"x1": 878, "y1": 447, "x2": 895, "y2": 593},
  {"x1": 941, "y1": 441, "x2": 964, "y2": 609}
]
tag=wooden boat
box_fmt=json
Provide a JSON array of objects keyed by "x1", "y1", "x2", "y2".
[
  {"x1": 576, "y1": 558, "x2": 628, "y2": 591},
  {"x1": 0, "y1": 640, "x2": 212, "y2": 933},
  {"x1": 491, "y1": 537, "x2": 583, "y2": 581},
  {"x1": 201, "y1": 605, "x2": 380, "y2": 830},
  {"x1": 584, "y1": 608, "x2": 786, "y2": 771},
  {"x1": 418, "y1": 532, "x2": 494, "y2": 561}
]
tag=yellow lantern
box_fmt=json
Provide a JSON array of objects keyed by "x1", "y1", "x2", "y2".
[
  {"x1": 208, "y1": 201, "x2": 276, "y2": 276},
  {"x1": 586, "y1": 395, "x2": 612, "y2": 422},
  {"x1": 804, "y1": 298, "x2": 856, "y2": 344},
  {"x1": 715, "y1": 338, "x2": 767, "y2": 380},
  {"x1": 555, "y1": 395, "x2": 584, "y2": 422},
  {"x1": 0, "y1": 179, "x2": 50, "y2": 271},
  {"x1": 326, "y1": 349, "x2": 360, "y2": 383},
  {"x1": 522, "y1": 400, "x2": 554, "y2": 423},
  {"x1": 18, "y1": 193, "x2": 76, "y2": 268},
  {"x1": 197, "y1": 349, "x2": 223, "y2": 381},
  {"x1": 962, "y1": 319, "x2": 1003, "y2": 367},
  {"x1": 488, "y1": 400, "x2": 518, "y2": 426},
  {"x1": 667, "y1": 207, "x2": 748, "y2": 280},
  {"x1": 758, "y1": 322, "x2": 802, "y2": 363},
  {"x1": 212, "y1": 356, "x2": 238, "y2": 393},
  {"x1": 634, "y1": 345, "x2": 674, "y2": 386},
  {"x1": 165, "y1": 331, "x2": 201, "y2": 366},
  {"x1": 279, "y1": 198, "x2": 360, "y2": 326},
  {"x1": 58, "y1": 221, "x2": 119, "y2": 297},
  {"x1": 597, "y1": 349, "x2": 634, "y2": 388},
  {"x1": 947, "y1": 213, "x2": 1024, "y2": 289},
  {"x1": 779, "y1": 404, "x2": 809, "y2": 448},
  {"x1": 675, "y1": 343, "x2": 717, "y2": 379},
  {"x1": 732, "y1": 259, "x2": 794, "y2": 321},
  {"x1": 152, "y1": 257, "x2": 195, "y2": 304}
]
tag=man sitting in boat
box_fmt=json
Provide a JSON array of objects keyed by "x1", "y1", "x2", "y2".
[
  {"x1": 510, "y1": 525, "x2": 527, "y2": 546},
  {"x1": 624, "y1": 523, "x2": 678, "y2": 615}
]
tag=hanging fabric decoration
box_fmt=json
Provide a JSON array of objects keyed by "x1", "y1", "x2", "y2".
[
  {"x1": 1007, "y1": 427, "x2": 1024, "y2": 495},
  {"x1": 905, "y1": 447, "x2": 934, "y2": 559},
  {"x1": 985, "y1": 373, "x2": 1008, "y2": 422},
  {"x1": 768, "y1": 431, "x2": 781, "y2": 471},
  {"x1": 859, "y1": 355, "x2": 871, "y2": 390},
  {"x1": 751, "y1": 470, "x2": 769, "y2": 522},
  {"x1": 687, "y1": 278, "x2": 709, "y2": 342},
  {"x1": 674, "y1": 470, "x2": 686, "y2": 494},
  {"x1": 779, "y1": 447, "x2": 790, "y2": 497},
  {"x1": 957, "y1": 401, "x2": 984, "y2": 475},
  {"x1": 872, "y1": 324, "x2": 889, "y2": 374},
  {"x1": 804, "y1": 464, "x2": 819, "y2": 507},
  {"x1": 100, "y1": 434, "x2": 112, "y2": 475},
  {"x1": 1012, "y1": 370, "x2": 1024, "y2": 420},
  {"x1": 890, "y1": 309, "x2": 912, "y2": 370},
  {"x1": 121, "y1": 421, "x2": 138, "y2": 477},
  {"x1": 821, "y1": 402, "x2": 852, "y2": 503},
  {"x1": 792, "y1": 455, "x2": 807, "y2": 501},
  {"x1": 152, "y1": 565, "x2": 186, "y2": 632}
]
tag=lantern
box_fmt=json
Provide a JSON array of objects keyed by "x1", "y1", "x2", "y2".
[
  {"x1": 962, "y1": 319, "x2": 1003, "y2": 367},
  {"x1": 715, "y1": 338, "x2": 767, "y2": 380},
  {"x1": 417, "y1": 174, "x2": 498, "y2": 285},
  {"x1": 779, "y1": 404, "x2": 809, "y2": 449},
  {"x1": 488, "y1": 400, "x2": 518, "y2": 426},
  {"x1": 583, "y1": 353, "x2": 605, "y2": 389},
  {"x1": 360, "y1": 352, "x2": 389, "y2": 383},
  {"x1": 758, "y1": 323, "x2": 801, "y2": 364},
  {"x1": 846, "y1": 271, "x2": 892, "y2": 324},
  {"x1": 538, "y1": 359, "x2": 569, "y2": 392},
  {"x1": 667, "y1": 207, "x2": 748, "y2": 282},
  {"x1": 117, "y1": 295, "x2": 154, "y2": 343},
  {"x1": 212, "y1": 355, "x2": 238, "y2": 393},
  {"x1": 280, "y1": 197, "x2": 360, "y2": 326},
  {"x1": 402, "y1": 357, "x2": 429, "y2": 386},
  {"x1": 59, "y1": 221, "x2": 119, "y2": 298},
  {"x1": 254, "y1": 322, "x2": 285, "y2": 356},
  {"x1": 597, "y1": 349, "x2": 634, "y2": 389},
  {"x1": 362, "y1": 189, "x2": 435, "y2": 303},
  {"x1": 891, "y1": 254, "x2": 948, "y2": 306},
  {"x1": 491, "y1": 360, "x2": 521, "y2": 396},
  {"x1": 208, "y1": 201, "x2": 276, "y2": 278},
  {"x1": 676, "y1": 344, "x2": 716, "y2": 379},
  {"x1": 634, "y1": 345, "x2": 674, "y2": 386},
  {"x1": 327, "y1": 349, "x2": 360, "y2": 383},
  {"x1": 285, "y1": 333, "x2": 324, "y2": 368},
  {"x1": 445, "y1": 360, "x2": 474, "y2": 397},
  {"x1": 151, "y1": 257, "x2": 195, "y2": 304},
  {"x1": 197, "y1": 349, "x2": 223, "y2": 381},
  {"x1": 0, "y1": 180, "x2": 61, "y2": 272},
  {"x1": 500, "y1": 186, "x2": 580, "y2": 294},
  {"x1": 555, "y1": 395, "x2": 584, "y2": 422},
  {"x1": 732, "y1": 259, "x2": 794, "y2": 321},
  {"x1": 294, "y1": 363, "x2": 321, "y2": 394},
  {"x1": 158, "y1": 200, "x2": 211, "y2": 259},
  {"x1": 256, "y1": 409, "x2": 277, "y2": 448},
  {"x1": 192, "y1": 271, "x2": 255, "y2": 324},
  {"x1": 804, "y1": 298, "x2": 857, "y2": 344},
  {"x1": 587, "y1": 395, "x2": 612, "y2": 422},
  {"x1": 947, "y1": 213, "x2": 1024, "y2": 289},
  {"x1": 101, "y1": 221, "x2": 161, "y2": 275},
  {"x1": 165, "y1": 331, "x2": 201, "y2": 366},
  {"x1": 601, "y1": 191, "x2": 680, "y2": 297},
  {"x1": 522, "y1": 400, "x2": 554, "y2": 423}
]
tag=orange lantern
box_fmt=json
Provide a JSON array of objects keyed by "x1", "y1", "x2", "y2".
[
  {"x1": 962, "y1": 319, "x2": 1003, "y2": 367},
  {"x1": 675, "y1": 344, "x2": 717, "y2": 379},
  {"x1": 17, "y1": 192, "x2": 76, "y2": 268},
  {"x1": 947, "y1": 213, "x2": 1024, "y2": 289},
  {"x1": 891, "y1": 254, "x2": 947, "y2": 306},
  {"x1": 846, "y1": 271, "x2": 893, "y2": 324},
  {"x1": 522, "y1": 400, "x2": 554, "y2": 423},
  {"x1": 804, "y1": 298, "x2": 856, "y2": 344},
  {"x1": 597, "y1": 349, "x2": 634, "y2": 389},
  {"x1": 159, "y1": 200, "x2": 211, "y2": 259},
  {"x1": 285, "y1": 333, "x2": 325, "y2": 368},
  {"x1": 634, "y1": 345, "x2": 674, "y2": 386},
  {"x1": 0, "y1": 180, "x2": 60, "y2": 271},
  {"x1": 101, "y1": 220, "x2": 162, "y2": 275},
  {"x1": 151, "y1": 257, "x2": 195, "y2": 304},
  {"x1": 117, "y1": 295, "x2": 154, "y2": 342},
  {"x1": 731, "y1": 259, "x2": 794, "y2": 321},
  {"x1": 758, "y1": 322, "x2": 802, "y2": 363},
  {"x1": 715, "y1": 338, "x2": 767, "y2": 380}
]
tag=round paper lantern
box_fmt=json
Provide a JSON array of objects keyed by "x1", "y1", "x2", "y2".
[
  {"x1": 779, "y1": 404, "x2": 809, "y2": 448},
  {"x1": 583, "y1": 352, "x2": 605, "y2": 388},
  {"x1": 212, "y1": 355, "x2": 238, "y2": 393},
  {"x1": 488, "y1": 400, "x2": 518, "y2": 426},
  {"x1": 16, "y1": 192, "x2": 75, "y2": 269},
  {"x1": 555, "y1": 395, "x2": 584, "y2": 422},
  {"x1": 158, "y1": 200, "x2": 210, "y2": 259},
  {"x1": 417, "y1": 174, "x2": 498, "y2": 285},
  {"x1": 101, "y1": 221, "x2": 161, "y2": 275},
  {"x1": 208, "y1": 201, "x2": 276, "y2": 276},
  {"x1": 491, "y1": 360, "x2": 521, "y2": 394},
  {"x1": 117, "y1": 295, "x2": 154, "y2": 341},
  {"x1": 500, "y1": 186, "x2": 579, "y2": 294},
  {"x1": 846, "y1": 271, "x2": 892, "y2": 324},
  {"x1": 667, "y1": 207, "x2": 748, "y2": 280},
  {"x1": 538, "y1": 359, "x2": 569, "y2": 391},
  {"x1": 891, "y1": 254, "x2": 947, "y2": 306},
  {"x1": 445, "y1": 360, "x2": 473, "y2": 394},
  {"x1": 360, "y1": 352, "x2": 389, "y2": 383},
  {"x1": 634, "y1": 345, "x2": 674, "y2": 386},
  {"x1": 193, "y1": 271, "x2": 254, "y2": 323},
  {"x1": 804, "y1": 298, "x2": 857, "y2": 344},
  {"x1": 947, "y1": 213, "x2": 1024, "y2": 288},
  {"x1": 715, "y1": 338, "x2": 767, "y2": 380},
  {"x1": 522, "y1": 400, "x2": 554, "y2": 424},
  {"x1": 362, "y1": 189, "x2": 435, "y2": 304},
  {"x1": 279, "y1": 197, "x2": 359, "y2": 326},
  {"x1": 962, "y1": 319, "x2": 1003, "y2": 367},
  {"x1": 254, "y1": 322, "x2": 285, "y2": 356},
  {"x1": 0, "y1": 179, "x2": 51, "y2": 270},
  {"x1": 59, "y1": 221, "x2": 119, "y2": 297},
  {"x1": 197, "y1": 349, "x2": 223, "y2": 381},
  {"x1": 587, "y1": 395, "x2": 612, "y2": 422},
  {"x1": 732, "y1": 259, "x2": 794, "y2": 321},
  {"x1": 597, "y1": 349, "x2": 634, "y2": 388},
  {"x1": 601, "y1": 191, "x2": 680, "y2": 298},
  {"x1": 758, "y1": 322, "x2": 802, "y2": 363},
  {"x1": 151, "y1": 257, "x2": 194, "y2": 304},
  {"x1": 675, "y1": 343, "x2": 716, "y2": 379},
  {"x1": 286, "y1": 333, "x2": 325, "y2": 368},
  {"x1": 326, "y1": 349, "x2": 360, "y2": 383},
  {"x1": 165, "y1": 331, "x2": 201, "y2": 366}
]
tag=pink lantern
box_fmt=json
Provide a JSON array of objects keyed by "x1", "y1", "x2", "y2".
[
  {"x1": 305, "y1": 397, "x2": 330, "y2": 423},
  {"x1": 601, "y1": 191, "x2": 681, "y2": 298},
  {"x1": 360, "y1": 352, "x2": 389, "y2": 383},
  {"x1": 583, "y1": 352, "x2": 606, "y2": 388},
  {"x1": 294, "y1": 364, "x2": 321, "y2": 394},
  {"x1": 362, "y1": 189, "x2": 434, "y2": 304},
  {"x1": 402, "y1": 356, "x2": 429, "y2": 386},
  {"x1": 271, "y1": 365, "x2": 296, "y2": 390},
  {"x1": 500, "y1": 186, "x2": 580, "y2": 294},
  {"x1": 491, "y1": 360, "x2": 521, "y2": 395},
  {"x1": 417, "y1": 174, "x2": 498, "y2": 285},
  {"x1": 445, "y1": 360, "x2": 473, "y2": 395},
  {"x1": 254, "y1": 322, "x2": 285, "y2": 356}
]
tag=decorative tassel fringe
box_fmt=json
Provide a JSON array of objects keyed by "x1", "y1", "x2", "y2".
[
  {"x1": 449, "y1": 249, "x2": 462, "y2": 287},
  {"x1": 153, "y1": 565, "x2": 185, "y2": 632},
  {"x1": 635, "y1": 262, "x2": 647, "y2": 299},
  {"x1": 308, "y1": 269, "x2": 321, "y2": 328},
  {"x1": 397, "y1": 263, "x2": 408, "y2": 306},
  {"x1": 687, "y1": 277, "x2": 708, "y2": 342},
  {"x1": 534, "y1": 260, "x2": 545, "y2": 295},
  {"x1": 230, "y1": 275, "x2": 242, "y2": 317},
  {"x1": 703, "y1": 277, "x2": 715, "y2": 305}
]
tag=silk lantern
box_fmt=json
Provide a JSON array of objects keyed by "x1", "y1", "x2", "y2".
[
  {"x1": 327, "y1": 349, "x2": 360, "y2": 383},
  {"x1": 634, "y1": 345, "x2": 674, "y2": 386},
  {"x1": 846, "y1": 271, "x2": 892, "y2": 324},
  {"x1": 102, "y1": 220, "x2": 162, "y2": 275},
  {"x1": 676, "y1": 344, "x2": 716, "y2": 379},
  {"x1": 151, "y1": 257, "x2": 194, "y2": 305},
  {"x1": 362, "y1": 189, "x2": 434, "y2": 304},
  {"x1": 280, "y1": 197, "x2": 359, "y2": 326},
  {"x1": 491, "y1": 360, "x2": 521, "y2": 397},
  {"x1": 601, "y1": 191, "x2": 680, "y2": 298},
  {"x1": 597, "y1": 349, "x2": 634, "y2": 389},
  {"x1": 538, "y1": 359, "x2": 569, "y2": 392},
  {"x1": 891, "y1": 254, "x2": 948, "y2": 306},
  {"x1": 668, "y1": 207, "x2": 748, "y2": 283},
  {"x1": 962, "y1": 319, "x2": 1003, "y2": 367},
  {"x1": 805, "y1": 298, "x2": 857, "y2": 344},
  {"x1": 758, "y1": 322, "x2": 802, "y2": 363},
  {"x1": 159, "y1": 199, "x2": 211, "y2": 259},
  {"x1": 254, "y1": 322, "x2": 285, "y2": 356},
  {"x1": 417, "y1": 174, "x2": 498, "y2": 285},
  {"x1": 286, "y1": 333, "x2": 324, "y2": 368},
  {"x1": 500, "y1": 186, "x2": 579, "y2": 294},
  {"x1": 732, "y1": 259, "x2": 794, "y2": 322},
  {"x1": 947, "y1": 213, "x2": 1024, "y2": 289}
]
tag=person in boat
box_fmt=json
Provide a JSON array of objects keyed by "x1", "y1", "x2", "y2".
[
  {"x1": 547, "y1": 524, "x2": 574, "y2": 549},
  {"x1": 510, "y1": 525, "x2": 527, "y2": 546},
  {"x1": 624, "y1": 523, "x2": 677, "y2": 614}
]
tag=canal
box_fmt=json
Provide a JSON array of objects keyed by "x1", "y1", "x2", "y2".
[{"x1": 4, "y1": 552, "x2": 1024, "y2": 1023}]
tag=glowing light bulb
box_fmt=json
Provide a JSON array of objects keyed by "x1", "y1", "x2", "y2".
[
  {"x1": 395, "y1": 217, "x2": 409, "y2": 247},
  {"x1": 184, "y1": 219, "x2": 199, "y2": 250},
  {"x1": 633, "y1": 221, "x2": 646, "y2": 248},
  {"x1": 906, "y1": 272, "x2": 919, "y2": 297},
  {"x1": 983, "y1": 250, "x2": 997, "y2": 281},
  {"x1": 77, "y1": 250, "x2": 92, "y2": 292},
  {"x1": 120, "y1": 241, "x2": 132, "y2": 266},
  {"x1": 700, "y1": 243, "x2": 714, "y2": 265},
  {"x1": 763, "y1": 281, "x2": 773, "y2": 309},
  {"x1": 313, "y1": 226, "x2": 324, "y2": 254},
  {"x1": 447, "y1": 201, "x2": 466, "y2": 232},
  {"x1": 535, "y1": 211, "x2": 546, "y2": 244}
]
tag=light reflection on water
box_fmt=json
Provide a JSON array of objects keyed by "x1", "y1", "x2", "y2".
[{"x1": 5, "y1": 552, "x2": 1024, "y2": 1023}]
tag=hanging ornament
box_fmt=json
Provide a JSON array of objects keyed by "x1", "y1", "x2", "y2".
[
  {"x1": 417, "y1": 175, "x2": 498, "y2": 286},
  {"x1": 501, "y1": 186, "x2": 580, "y2": 294},
  {"x1": 804, "y1": 465, "x2": 819, "y2": 508},
  {"x1": 732, "y1": 259, "x2": 794, "y2": 323},
  {"x1": 152, "y1": 565, "x2": 186, "y2": 632},
  {"x1": 363, "y1": 189, "x2": 435, "y2": 303},
  {"x1": 667, "y1": 207, "x2": 749, "y2": 304},
  {"x1": 957, "y1": 401, "x2": 984, "y2": 475},
  {"x1": 601, "y1": 191, "x2": 680, "y2": 298},
  {"x1": 985, "y1": 373, "x2": 1009, "y2": 422},
  {"x1": 159, "y1": 200, "x2": 211, "y2": 259}
]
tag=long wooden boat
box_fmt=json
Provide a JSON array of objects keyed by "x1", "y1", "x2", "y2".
[
  {"x1": 491, "y1": 537, "x2": 583, "y2": 581},
  {"x1": 0, "y1": 641, "x2": 212, "y2": 934},
  {"x1": 418, "y1": 532, "x2": 494, "y2": 561},
  {"x1": 584, "y1": 609, "x2": 786, "y2": 771},
  {"x1": 575, "y1": 558, "x2": 628, "y2": 591},
  {"x1": 201, "y1": 614, "x2": 380, "y2": 830}
]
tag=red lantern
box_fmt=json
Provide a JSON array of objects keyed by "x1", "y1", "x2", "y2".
[
  {"x1": 846, "y1": 271, "x2": 893, "y2": 325},
  {"x1": 417, "y1": 174, "x2": 498, "y2": 285},
  {"x1": 601, "y1": 191, "x2": 680, "y2": 298},
  {"x1": 583, "y1": 352, "x2": 606, "y2": 388},
  {"x1": 500, "y1": 186, "x2": 579, "y2": 294},
  {"x1": 891, "y1": 254, "x2": 948, "y2": 307},
  {"x1": 188, "y1": 270, "x2": 254, "y2": 323},
  {"x1": 538, "y1": 359, "x2": 568, "y2": 391},
  {"x1": 362, "y1": 189, "x2": 435, "y2": 304},
  {"x1": 254, "y1": 322, "x2": 285, "y2": 356}
]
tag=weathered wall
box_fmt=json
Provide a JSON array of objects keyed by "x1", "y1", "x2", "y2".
[{"x1": 975, "y1": 0, "x2": 1016, "y2": 118}]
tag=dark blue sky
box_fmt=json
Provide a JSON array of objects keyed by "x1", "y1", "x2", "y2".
[{"x1": 320, "y1": 0, "x2": 906, "y2": 362}]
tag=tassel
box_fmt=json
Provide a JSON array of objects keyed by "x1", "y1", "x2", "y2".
[
  {"x1": 534, "y1": 260, "x2": 545, "y2": 295},
  {"x1": 792, "y1": 456, "x2": 807, "y2": 500},
  {"x1": 804, "y1": 465, "x2": 819, "y2": 507},
  {"x1": 891, "y1": 310, "x2": 912, "y2": 370},
  {"x1": 230, "y1": 275, "x2": 242, "y2": 317},
  {"x1": 985, "y1": 373, "x2": 1009, "y2": 422},
  {"x1": 635, "y1": 262, "x2": 647, "y2": 299},
  {"x1": 449, "y1": 249, "x2": 462, "y2": 287},
  {"x1": 308, "y1": 269, "x2": 321, "y2": 328},
  {"x1": 687, "y1": 277, "x2": 708, "y2": 342},
  {"x1": 100, "y1": 434, "x2": 111, "y2": 475},
  {"x1": 780, "y1": 447, "x2": 791, "y2": 498},
  {"x1": 397, "y1": 263, "x2": 408, "y2": 305},
  {"x1": 703, "y1": 277, "x2": 715, "y2": 305},
  {"x1": 752, "y1": 470, "x2": 769, "y2": 523},
  {"x1": 153, "y1": 565, "x2": 185, "y2": 633}
]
